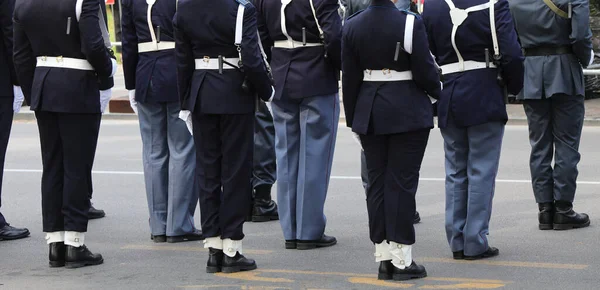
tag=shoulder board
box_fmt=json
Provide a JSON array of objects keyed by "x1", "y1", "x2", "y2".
[
  {"x1": 400, "y1": 9, "x2": 420, "y2": 19},
  {"x1": 346, "y1": 8, "x2": 365, "y2": 21},
  {"x1": 236, "y1": 0, "x2": 250, "y2": 6}
]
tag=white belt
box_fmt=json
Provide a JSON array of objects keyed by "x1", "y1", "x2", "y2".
[
  {"x1": 273, "y1": 40, "x2": 323, "y2": 49},
  {"x1": 138, "y1": 41, "x2": 175, "y2": 53},
  {"x1": 363, "y1": 69, "x2": 412, "y2": 81},
  {"x1": 440, "y1": 61, "x2": 496, "y2": 75},
  {"x1": 194, "y1": 57, "x2": 240, "y2": 70},
  {"x1": 36, "y1": 56, "x2": 94, "y2": 70}
]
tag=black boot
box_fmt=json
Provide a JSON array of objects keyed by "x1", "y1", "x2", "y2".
[
  {"x1": 378, "y1": 260, "x2": 394, "y2": 280},
  {"x1": 206, "y1": 248, "x2": 224, "y2": 273},
  {"x1": 392, "y1": 261, "x2": 427, "y2": 281},
  {"x1": 553, "y1": 201, "x2": 590, "y2": 230},
  {"x1": 65, "y1": 245, "x2": 104, "y2": 269},
  {"x1": 538, "y1": 202, "x2": 555, "y2": 230},
  {"x1": 222, "y1": 252, "x2": 257, "y2": 273},
  {"x1": 49, "y1": 242, "x2": 66, "y2": 267},
  {"x1": 413, "y1": 211, "x2": 421, "y2": 224},
  {"x1": 250, "y1": 185, "x2": 279, "y2": 222}
]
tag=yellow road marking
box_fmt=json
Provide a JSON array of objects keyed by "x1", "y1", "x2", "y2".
[
  {"x1": 121, "y1": 244, "x2": 272, "y2": 255},
  {"x1": 419, "y1": 283, "x2": 506, "y2": 289},
  {"x1": 348, "y1": 277, "x2": 414, "y2": 288},
  {"x1": 422, "y1": 257, "x2": 588, "y2": 270},
  {"x1": 259, "y1": 269, "x2": 373, "y2": 277},
  {"x1": 214, "y1": 272, "x2": 294, "y2": 283}
]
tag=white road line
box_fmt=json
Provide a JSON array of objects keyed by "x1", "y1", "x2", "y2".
[{"x1": 5, "y1": 169, "x2": 600, "y2": 185}]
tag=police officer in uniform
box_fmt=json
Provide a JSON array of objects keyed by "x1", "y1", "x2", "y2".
[
  {"x1": 422, "y1": 0, "x2": 524, "y2": 259},
  {"x1": 342, "y1": 0, "x2": 441, "y2": 280},
  {"x1": 508, "y1": 0, "x2": 592, "y2": 231},
  {"x1": 254, "y1": 0, "x2": 342, "y2": 251},
  {"x1": 0, "y1": 0, "x2": 30, "y2": 242},
  {"x1": 174, "y1": 0, "x2": 274, "y2": 273},
  {"x1": 13, "y1": 0, "x2": 118, "y2": 267},
  {"x1": 121, "y1": 0, "x2": 203, "y2": 243}
]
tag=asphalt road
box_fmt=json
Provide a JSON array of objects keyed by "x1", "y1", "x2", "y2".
[{"x1": 0, "y1": 120, "x2": 599, "y2": 290}]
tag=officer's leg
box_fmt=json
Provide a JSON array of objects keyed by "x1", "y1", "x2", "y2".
[
  {"x1": 463, "y1": 121, "x2": 504, "y2": 258},
  {"x1": 250, "y1": 101, "x2": 278, "y2": 222},
  {"x1": 550, "y1": 94, "x2": 589, "y2": 230},
  {"x1": 271, "y1": 99, "x2": 301, "y2": 247},
  {"x1": 295, "y1": 94, "x2": 339, "y2": 249},
  {"x1": 440, "y1": 124, "x2": 469, "y2": 256},
  {"x1": 0, "y1": 97, "x2": 13, "y2": 228},
  {"x1": 137, "y1": 101, "x2": 170, "y2": 241},
  {"x1": 360, "y1": 134, "x2": 388, "y2": 245},
  {"x1": 165, "y1": 101, "x2": 201, "y2": 241}
]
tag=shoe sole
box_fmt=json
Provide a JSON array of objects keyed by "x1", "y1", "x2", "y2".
[
  {"x1": 151, "y1": 236, "x2": 167, "y2": 243},
  {"x1": 206, "y1": 266, "x2": 222, "y2": 273},
  {"x1": 49, "y1": 261, "x2": 65, "y2": 268},
  {"x1": 296, "y1": 240, "x2": 337, "y2": 250},
  {"x1": 539, "y1": 224, "x2": 553, "y2": 230},
  {"x1": 65, "y1": 259, "x2": 104, "y2": 269},
  {"x1": 221, "y1": 264, "x2": 257, "y2": 273},
  {"x1": 285, "y1": 242, "x2": 297, "y2": 249},
  {"x1": 393, "y1": 271, "x2": 427, "y2": 281},
  {"x1": 464, "y1": 252, "x2": 499, "y2": 260},
  {"x1": 88, "y1": 214, "x2": 105, "y2": 220},
  {"x1": 251, "y1": 216, "x2": 279, "y2": 222},
  {"x1": 553, "y1": 220, "x2": 591, "y2": 230},
  {"x1": 0, "y1": 233, "x2": 30, "y2": 241},
  {"x1": 167, "y1": 237, "x2": 204, "y2": 243},
  {"x1": 377, "y1": 273, "x2": 393, "y2": 280}
]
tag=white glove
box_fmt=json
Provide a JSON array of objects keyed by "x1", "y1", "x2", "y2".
[
  {"x1": 178, "y1": 110, "x2": 193, "y2": 135},
  {"x1": 128, "y1": 90, "x2": 138, "y2": 115},
  {"x1": 99, "y1": 89, "x2": 112, "y2": 113},
  {"x1": 13, "y1": 86, "x2": 24, "y2": 113},
  {"x1": 110, "y1": 58, "x2": 118, "y2": 77},
  {"x1": 588, "y1": 49, "x2": 595, "y2": 67},
  {"x1": 268, "y1": 86, "x2": 275, "y2": 102}
]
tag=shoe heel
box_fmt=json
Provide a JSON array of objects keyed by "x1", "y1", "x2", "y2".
[
  {"x1": 539, "y1": 224, "x2": 553, "y2": 230},
  {"x1": 285, "y1": 242, "x2": 297, "y2": 249},
  {"x1": 49, "y1": 261, "x2": 65, "y2": 268},
  {"x1": 393, "y1": 271, "x2": 427, "y2": 281},
  {"x1": 65, "y1": 262, "x2": 86, "y2": 269},
  {"x1": 553, "y1": 223, "x2": 573, "y2": 230},
  {"x1": 206, "y1": 266, "x2": 221, "y2": 273}
]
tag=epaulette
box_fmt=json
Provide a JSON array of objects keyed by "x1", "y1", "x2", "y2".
[
  {"x1": 400, "y1": 8, "x2": 421, "y2": 19},
  {"x1": 236, "y1": 0, "x2": 250, "y2": 6},
  {"x1": 346, "y1": 8, "x2": 365, "y2": 21}
]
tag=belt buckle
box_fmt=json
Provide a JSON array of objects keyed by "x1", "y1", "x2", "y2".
[
  {"x1": 365, "y1": 69, "x2": 372, "y2": 79},
  {"x1": 41, "y1": 56, "x2": 47, "y2": 62},
  {"x1": 202, "y1": 56, "x2": 210, "y2": 67},
  {"x1": 382, "y1": 68, "x2": 392, "y2": 79},
  {"x1": 56, "y1": 56, "x2": 64, "y2": 67}
]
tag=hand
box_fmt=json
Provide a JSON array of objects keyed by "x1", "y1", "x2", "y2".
[
  {"x1": 178, "y1": 110, "x2": 193, "y2": 135},
  {"x1": 12, "y1": 86, "x2": 25, "y2": 113},
  {"x1": 99, "y1": 89, "x2": 112, "y2": 113},
  {"x1": 110, "y1": 58, "x2": 118, "y2": 77},
  {"x1": 128, "y1": 90, "x2": 138, "y2": 115}
]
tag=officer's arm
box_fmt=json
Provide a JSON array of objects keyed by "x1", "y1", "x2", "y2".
[
  {"x1": 97, "y1": 2, "x2": 114, "y2": 91},
  {"x1": 0, "y1": 0, "x2": 18, "y2": 86},
  {"x1": 570, "y1": 0, "x2": 593, "y2": 68},
  {"x1": 121, "y1": 0, "x2": 138, "y2": 91},
  {"x1": 79, "y1": 0, "x2": 113, "y2": 78},
  {"x1": 315, "y1": 0, "x2": 342, "y2": 70},
  {"x1": 410, "y1": 17, "x2": 441, "y2": 99},
  {"x1": 173, "y1": 10, "x2": 194, "y2": 109},
  {"x1": 254, "y1": 0, "x2": 273, "y2": 62},
  {"x1": 495, "y1": 0, "x2": 524, "y2": 95},
  {"x1": 341, "y1": 25, "x2": 361, "y2": 128},
  {"x1": 12, "y1": 11, "x2": 34, "y2": 104},
  {"x1": 241, "y1": 4, "x2": 273, "y2": 101}
]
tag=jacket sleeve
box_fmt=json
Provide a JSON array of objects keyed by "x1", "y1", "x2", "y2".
[
  {"x1": 173, "y1": 9, "x2": 194, "y2": 110},
  {"x1": 341, "y1": 24, "x2": 361, "y2": 128},
  {"x1": 0, "y1": 0, "x2": 18, "y2": 86},
  {"x1": 410, "y1": 16, "x2": 441, "y2": 99},
  {"x1": 79, "y1": 0, "x2": 113, "y2": 78},
  {"x1": 315, "y1": 0, "x2": 342, "y2": 70},
  {"x1": 240, "y1": 3, "x2": 273, "y2": 101},
  {"x1": 254, "y1": 0, "x2": 274, "y2": 62},
  {"x1": 121, "y1": 0, "x2": 138, "y2": 90},
  {"x1": 495, "y1": 0, "x2": 524, "y2": 96},
  {"x1": 12, "y1": 9, "x2": 34, "y2": 104},
  {"x1": 570, "y1": 0, "x2": 593, "y2": 68},
  {"x1": 97, "y1": 2, "x2": 114, "y2": 90}
]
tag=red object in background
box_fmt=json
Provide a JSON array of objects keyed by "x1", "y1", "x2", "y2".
[{"x1": 106, "y1": 0, "x2": 115, "y2": 5}]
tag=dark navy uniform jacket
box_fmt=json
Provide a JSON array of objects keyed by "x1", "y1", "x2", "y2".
[
  {"x1": 422, "y1": 0, "x2": 524, "y2": 128},
  {"x1": 254, "y1": 0, "x2": 342, "y2": 101},
  {"x1": 13, "y1": 0, "x2": 115, "y2": 113},
  {"x1": 174, "y1": 0, "x2": 272, "y2": 114},
  {"x1": 342, "y1": 0, "x2": 441, "y2": 135},
  {"x1": 121, "y1": 0, "x2": 178, "y2": 103},
  {"x1": 0, "y1": 0, "x2": 17, "y2": 99}
]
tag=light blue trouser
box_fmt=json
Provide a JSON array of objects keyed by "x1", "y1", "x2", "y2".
[
  {"x1": 137, "y1": 101, "x2": 198, "y2": 236},
  {"x1": 440, "y1": 121, "x2": 504, "y2": 256},
  {"x1": 272, "y1": 94, "x2": 340, "y2": 241}
]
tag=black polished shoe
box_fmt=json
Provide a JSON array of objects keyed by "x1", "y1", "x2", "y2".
[
  {"x1": 167, "y1": 229, "x2": 204, "y2": 243},
  {"x1": 464, "y1": 247, "x2": 499, "y2": 260},
  {"x1": 553, "y1": 201, "x2": 590, "y2": 230},
  {"x1": 452, "y1": 250, "x2": 465, "y2": 260},
  {"x1": 0, "y1": 224, "x2": 30, "y2": 241},
  {"x1": 206, "y1": 248, "x2": 224, "y2": 273},
  {"x1": 392, "y1": 261, "x2": 427, "y2": 281},
  {"x1": 250, "y1": 185, "x2": 279, "y2": 222},
  {"x1": 89, "y1": 205, "x2": 106, "y2": 219},
  {"x1": 285, "y1": 240, "x2": 297, "y2": 249},
  {"x1": 378, "y1": 260, "x2": 394, "y2": 280},
  {"x1": 65, "y1": 245, "x2": 104, "y2": 268},
  {"x1": 150, "y1": 234, "x2": 166, "y2": 243},
  {"x1": 538, "y1": 202, "x2": 554, "y2": 230},
  {"x1": 222, "y1": 252, "x2": 257, "y2": 273},
  {"x1": 49, "y1": 242, "x2": 66, "y2": 267},
  {"x1": 297, "y1": 235, "x2": 337, "y2": 250},
  {"x1": 413, "y1": 211, "x2": 421, "y2": 224}
]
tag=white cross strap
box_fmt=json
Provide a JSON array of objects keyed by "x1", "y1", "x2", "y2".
[{"x1": 363, "y1": 69, "x2": 413, "y2": 81}]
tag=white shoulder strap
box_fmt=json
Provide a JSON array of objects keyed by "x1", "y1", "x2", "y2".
[
  {"x1": 76, "y1": 0, "x2": 84, "y2": 21},
  {"x1": 309, "y1": 0, "x2": 324, "y2": 40},
  {"x1": 489, "y1": 0, "x2": 499, "y2": 57},
  {"x1": 404, "y1": 14, "x2": 415, "y2": 54},
  {"x1": 146, "y1": 0, "x2": 158, "y2": 43},
  {"x1": 235, "y1": 4, "x2": 245, "y2": 45}
]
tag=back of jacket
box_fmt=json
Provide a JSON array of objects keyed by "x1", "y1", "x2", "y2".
[
  {"x1": 13, "y1": 0, "x2": 114, "y2": 113},
  {"x1": 121, "y1": 0, "x2": 178, "y2": 103},
  {"x1": 0, "y1": 0, "x2": 17, "y2": 99},
  {"x1": 508, "y1": 0, "x2": 593, "y2": 99}
]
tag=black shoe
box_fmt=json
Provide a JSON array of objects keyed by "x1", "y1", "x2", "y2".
[
  {"x1": 150, "y1": 234, "x2": 166, "y2": 243},
  {"x1": 49, "y1": 242, "x2": 66, "y2": 267},
  {"x1": 285, "y1": 240, "x2": 297, "y2": 249},
  {"x1": 553, "y1": 201, "x2": 590, "y2": 230},
  {"x1": 378, "y1": 260, "x2": 394, "y2": 280},
  {"x1": 206, "y1": 248, "x2": 224, "y2": 273},
  {"x1": 538, "y1": 202, "x2": 554, "y2": 230},
  {"x1": 413, "y1": 211, "x2": 421, "y2": 224},
  {"x1": 89, "y1": 205, "x2": 106, "y2": 219},
  {"x1": 297, "y1": 235, "x2": 337, "y2": 250},
  {"x1": 65, "y1": 245, "x2": 104, "y2": 268},
  {"x1": 0, "y1": 224, "x2": 30, "y2": 241},
  {"x1": 452, "y1": 250, "x2": 465, "y2": 260},
  {"x1": 222, "y1": 252, "x2": 257, "y2": 273},
  {"x1": 464, "y1": 247, "x2": 499, "y2": 260},
  {"x1": 250, "y1": 185, "x2": 279, "y2": 222},
  {"x1": 392, "y1": 261, "x2": 427, "y2": 281},
  {"x1": 167, "y1": 229, "x2": 204, "y2": 243}
]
